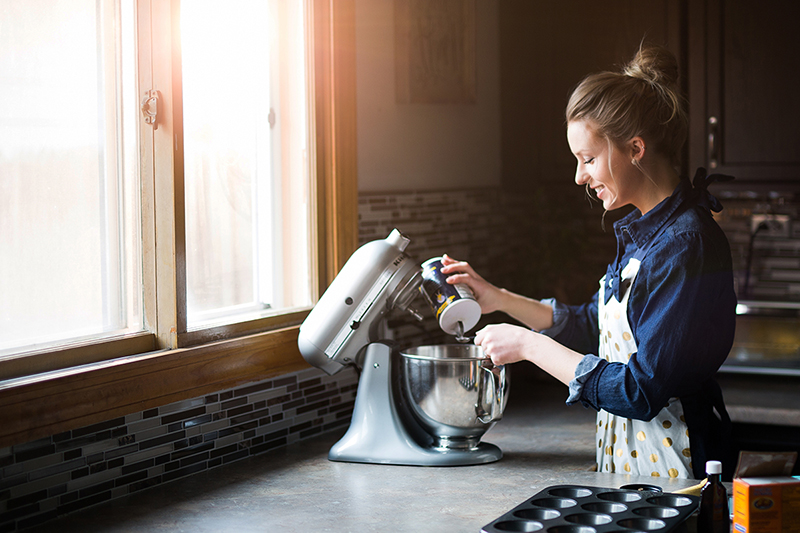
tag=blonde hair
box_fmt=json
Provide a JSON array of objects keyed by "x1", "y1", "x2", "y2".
[{"x1": 566, "y1": 43, "x2": 688, "y2": 168}]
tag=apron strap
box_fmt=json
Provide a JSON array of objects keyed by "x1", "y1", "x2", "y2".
[{"x1": 680, "y1": 380, "x2": 733, "y2": 480}]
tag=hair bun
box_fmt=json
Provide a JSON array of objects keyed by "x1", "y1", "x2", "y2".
[{"x1": 623, "y1": 43, "x2": 679, "y2": 87}]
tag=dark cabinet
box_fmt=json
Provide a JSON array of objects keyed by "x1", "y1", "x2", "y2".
[{"x1": 688, "y1": 0, "x2": 800, "y2": 184}]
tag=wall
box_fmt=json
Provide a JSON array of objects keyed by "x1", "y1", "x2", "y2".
[
  {"x1": 355, "y1": 0, "x2": 501, "y2": 191},
  {"x1": 499, "y1": 0, "x2": 682, "y2": 189}
]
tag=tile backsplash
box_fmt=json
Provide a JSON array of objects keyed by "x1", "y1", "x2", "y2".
[{"x1": 1, "y1": 368, "x2": 359, "y2": 532}]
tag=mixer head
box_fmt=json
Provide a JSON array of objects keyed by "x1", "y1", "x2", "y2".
[{"x1": 297, "y1": 229, "x2": 424, "y2": 375}]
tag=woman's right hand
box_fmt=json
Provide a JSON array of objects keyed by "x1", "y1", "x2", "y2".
[{"x1": 440, "y1": 254, "x2": 505, "y2": 315}]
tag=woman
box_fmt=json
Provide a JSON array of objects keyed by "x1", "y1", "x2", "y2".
[{"x1": 442, "y1": 43, "x2": 736, "y2": 480}]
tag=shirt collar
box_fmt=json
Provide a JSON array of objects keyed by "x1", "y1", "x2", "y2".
[{"x1": 612, "y1": 179, "x2": 691, "y2": 250}]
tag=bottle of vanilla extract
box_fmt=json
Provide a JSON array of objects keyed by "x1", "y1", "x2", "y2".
[{"x1": 698, "y1": 460, "x2": 730, "y2": 533}]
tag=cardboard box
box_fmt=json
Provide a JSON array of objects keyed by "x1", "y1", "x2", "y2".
[
  {"x1": 732, "y1": 451, "x2": 799, "y2": 533},
  {"x1": 733, "y1": 476, "x2": 800, "y2": 532}
]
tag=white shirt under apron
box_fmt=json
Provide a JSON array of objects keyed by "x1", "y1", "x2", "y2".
[{"x1": 595, "y1": 258, "x2": 693, "y2": 479}]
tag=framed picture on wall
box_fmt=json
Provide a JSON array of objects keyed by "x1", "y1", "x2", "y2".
[{"x1": 394, "y1": 0, "x2": 476, "y2": 104}]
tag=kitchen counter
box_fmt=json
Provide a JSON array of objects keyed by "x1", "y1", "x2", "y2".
[{"x1": 26, "y1": 366, "x2": 705, "y2": 533}]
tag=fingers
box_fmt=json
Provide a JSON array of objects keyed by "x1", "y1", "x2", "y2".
[
  {"x1": 443, "y1": 272, "x2": 473, "y2": 286},
  {"x1": 474, "y1": 327, "x2": 486, "y2": 346},
  {"x1": 441, "y1": 254, "x2": 457, "y2": 265},
  {"x1": 474, "y1": 324, "x2": 527, "y2": 366},
  {"x1": 440, "y1": 257, "x2": 480, "y2": 286},
  {"x1": 474, "y1": 326, "x2": 496, "y2": 363}
]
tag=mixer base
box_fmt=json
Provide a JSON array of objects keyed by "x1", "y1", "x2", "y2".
[{"x1": 329, "y1": 342, "x2": 503, "y2": 466}]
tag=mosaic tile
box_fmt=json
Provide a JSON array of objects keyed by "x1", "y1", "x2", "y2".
[
  {"x1": 124, "y1": 414, "x2": 164, "y2": 435},
  {"x1": 6, "y1": 453, "x2": 60, "y2": 479},
  {"x1": 124, "y1": 411, "x2": 143, "y2": 424},
  {"x1": 71, "y1": 418, "x2": 125, "y2": 439},
  {"x1": 161, "y1": 406, "x2": 207, "y2": 426},
  {"x1": 73, "y1": 434, "x2": 119, "y2": 457},
  {"x1": 158, "y1": 397, "x2": 206, "y2": 416},
  {"x1": 66, "y1": 464, "x2": 124, "y2": 493},
  {"x1": 233, "y1": 381, "x2": 274, "y2": 397},
  {"x1": 27, "y1": 458, "x2": 87, "y2": 483},
  {"x1": 10, "y1": 438, "x2": 52, "y2": 456},
  {"x1": 138, "y1": 431, "x2": 186, "y2": 451},
  {"x1": 127, "y1": 423, "x2": 168, "y2": 444}
]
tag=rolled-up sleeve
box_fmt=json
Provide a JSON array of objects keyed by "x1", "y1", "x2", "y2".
[
  {"x1": 538, "y1": 298, "x2": 568, "y2": 337},
  {"x1": 538, "y1": 293, "x2": 601, "y2": 356},
  {"x1": 566, "y1": 354, "x2": 606, "y2": 405},
  {"x1": 538, "y1": 295, "x2": 605, "y2": 406}
]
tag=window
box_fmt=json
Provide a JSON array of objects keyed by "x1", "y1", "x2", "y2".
[
  {"x1": 181, "y1": 1, "x2": 312, "y2": 330},
  {"x1": 0, "y1": 0, "x2": 356, "y2": 381},
  {"x1": 0, "y1": 0, "x2": 142, "y2": 359}
]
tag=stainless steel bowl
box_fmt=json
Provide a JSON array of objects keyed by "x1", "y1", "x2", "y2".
[{"x1": 399, "y1": 344, "x2": 508, "y2": 450}]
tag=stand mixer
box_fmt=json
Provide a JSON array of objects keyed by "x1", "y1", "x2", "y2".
[{"x1": 298, "y1": 229, "x2": 508, "y2": 466}]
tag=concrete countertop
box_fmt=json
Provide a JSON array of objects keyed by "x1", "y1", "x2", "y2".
[{"x1": 27, "y1": 366, "x2": 705, "y2": 533}]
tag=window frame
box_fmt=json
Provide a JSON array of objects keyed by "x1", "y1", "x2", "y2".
[{"x1": 0, "y1": 0, "x2": 357, "y2": 449}]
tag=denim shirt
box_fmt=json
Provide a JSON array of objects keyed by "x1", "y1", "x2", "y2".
[{"x1": 541, "y1": 175, "x2": 737, "y2": 475}]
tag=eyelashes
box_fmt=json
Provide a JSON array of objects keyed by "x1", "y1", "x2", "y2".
[{"x1": 583, "y1": 157, "x2": 596, "y2": 165}]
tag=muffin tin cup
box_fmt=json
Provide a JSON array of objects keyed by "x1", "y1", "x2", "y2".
[{"x1": 482, "y1": 485, "x2": 699, "y2": 533}]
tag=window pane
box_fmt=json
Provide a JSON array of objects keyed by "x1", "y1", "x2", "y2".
[
  {"x1": 182, "y1": 0, "x2": 312, "y2": 329},
  {"x1": 0, "y1": 0, "x2": 142, "y2": 355}
]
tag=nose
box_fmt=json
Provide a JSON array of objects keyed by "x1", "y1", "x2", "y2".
[{"x1": 575, "y1": 163, "x2": 589, "y2": 186}]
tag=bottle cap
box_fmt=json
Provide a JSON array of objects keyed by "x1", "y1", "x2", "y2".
[{"x1": 706, "y1": 460, "x2": 722, "y2": 475}]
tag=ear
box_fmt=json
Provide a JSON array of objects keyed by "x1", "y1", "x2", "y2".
[{"x1": 629, "y1": 136, "x2": 646, "y2": 163}]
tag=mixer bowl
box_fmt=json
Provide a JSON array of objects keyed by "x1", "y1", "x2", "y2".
[{"x1": 399, "y1": 344, "x2": 508, "y2": 450}]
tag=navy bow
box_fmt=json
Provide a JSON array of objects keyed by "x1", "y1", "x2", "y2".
[{"x1": 691, "y1": 167, "x2": 734, "y2": 213}]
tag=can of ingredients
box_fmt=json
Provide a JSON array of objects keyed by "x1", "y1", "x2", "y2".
[{"x1": 419, "y1": 257, "x2": 481, "y2": 335}]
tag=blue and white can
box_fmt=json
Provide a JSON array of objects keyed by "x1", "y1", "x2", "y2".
[{"x1": 419, "y1": 257, "x2": 481, "y2": 335}]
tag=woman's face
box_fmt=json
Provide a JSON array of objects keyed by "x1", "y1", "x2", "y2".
[{"x1": 567, "y1": 120, "x2": 637, "y2": 212}]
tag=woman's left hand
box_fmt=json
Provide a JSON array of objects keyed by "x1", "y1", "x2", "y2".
[{"x1": 474, "y1": 324, "x2": 537, "y2": 366}]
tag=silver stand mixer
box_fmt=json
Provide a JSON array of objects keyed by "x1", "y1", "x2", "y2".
[{"x1": 298, "y1": 229, "x2": 508, "y2": 466}]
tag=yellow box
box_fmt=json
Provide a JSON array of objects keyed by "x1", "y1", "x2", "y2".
[{"x1": 733, "y1": 476, "x2": 800, "y2": 533}]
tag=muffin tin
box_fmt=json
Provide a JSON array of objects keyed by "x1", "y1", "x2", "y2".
[{"x1": 481, "y1": 484, "x2": 699, "y2": 532}]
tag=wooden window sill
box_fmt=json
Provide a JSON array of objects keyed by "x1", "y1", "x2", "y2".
[{"x1": 0, "y1": 326, "x2": 309, "y2": 449}]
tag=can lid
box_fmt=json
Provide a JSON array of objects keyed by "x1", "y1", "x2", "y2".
[
  {"x1": 421, "y1": 256, "x2": 443, "y2": 268},
  {"x1": 439, "y1": 298, "x2": 481, "y2": 335},
  {"x1": 705, "y1": 460, "x2": 722, "y2": 475}
]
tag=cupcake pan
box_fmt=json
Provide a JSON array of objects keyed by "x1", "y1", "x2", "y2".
[{"x1": 481, "y1": 485, "x2": 699, "y2": 533}]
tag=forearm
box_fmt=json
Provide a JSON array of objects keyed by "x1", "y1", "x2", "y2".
[
  {"x1": 476, "y1": 323, "x2": 583, "y2": 386},
  {"x1": 496, "y1": 289, "x2": 555, "y2": 331},
  {"x1": 525, "y1": 334, "x2": 585, "y2": 386}
]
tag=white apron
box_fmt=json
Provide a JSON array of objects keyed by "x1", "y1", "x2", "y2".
[{"x1": 595, "y1": 257, "x2": 693, "y2": 478}]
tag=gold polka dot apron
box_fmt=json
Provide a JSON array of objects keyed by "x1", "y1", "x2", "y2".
[{"x1": 596, "y1": 257, "x2": 692, "y2": 479}]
